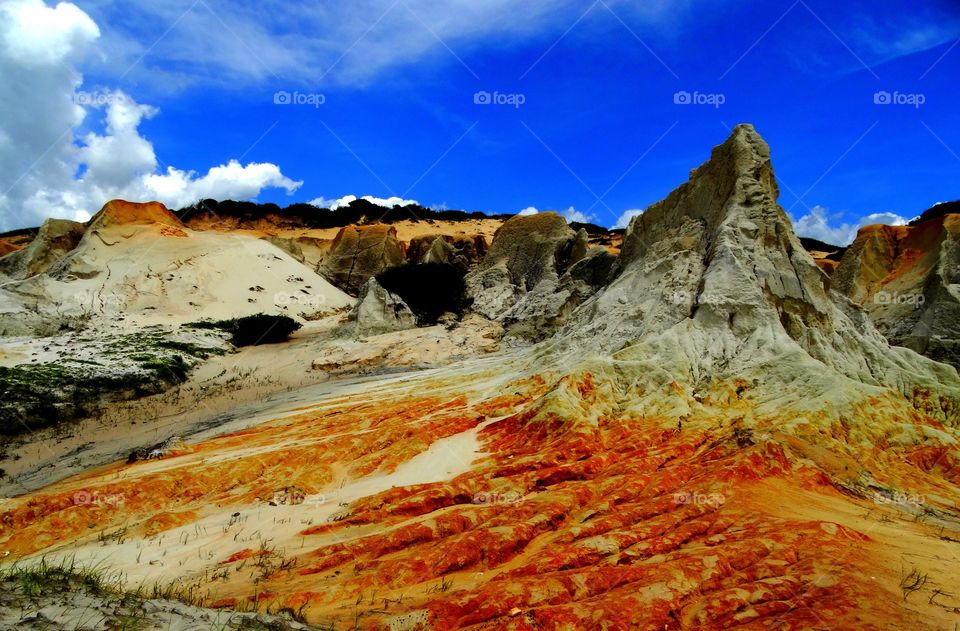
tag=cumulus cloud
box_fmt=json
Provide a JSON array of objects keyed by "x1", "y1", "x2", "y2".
[
  {"x1": 1, "y1": 0, "x2": 98, "y2": 65},
  {"x1": 560, "y1": 207, "x2": 596, "y2": 224},
  {"x1": 308, "y1": 194, "x2": 418, "y2": 210},
  {"x1": 365, "y1": 195, "x2": 419, "y2": 208},
  {"x1": 614, "y1": 208, "x2": 644, "y2": 229},
  {"x1": 0, "y1": 0, "x2": 300, "y2": 231},
  {"x1": 516, "y1": 206, "x2": 596, "y2": 223},
  {"x1": 791, "y1": 206, "x2": 909, "y2": 246},
  {"x1": 141, "y1": 160, "x2": 301, "y2": 210},
  {"x1": 308, "y1": 195, "x2": 356, "y2": 210}
]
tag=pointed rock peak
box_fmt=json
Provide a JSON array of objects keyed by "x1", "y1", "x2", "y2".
[
  {"x1": 620, "y1": 123, "x2": 783, "y2": 265},
  {"x1": 562, "y1": 124, "x2": 956, "y2": 421},
  {"x1": 88, "y1": 200, "x2": 183, "y2": 231},
  {"x1": 718, "y1": 123, "x2": 768, "y2": 157},
  {"x1": 702, "y1": 124, "x2": 777, "y2": 195}
]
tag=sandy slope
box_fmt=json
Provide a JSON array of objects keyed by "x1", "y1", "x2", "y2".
[
  {"x1": 0, "y1": 221, "x2": 354, "y2": 331},
  {"x1": 0, "y1": 314, "x2": 503, "y2": 496},
  {"x1": 1, "y1": 343, "x2": 959, "y2": 629}
]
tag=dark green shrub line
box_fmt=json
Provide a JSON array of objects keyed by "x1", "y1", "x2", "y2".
[{"x1": 184, "y1": 314, "x2": 302, "y2": 346}]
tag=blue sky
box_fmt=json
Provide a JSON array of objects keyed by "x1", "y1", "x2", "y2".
[{"x1": 1, "y1": 0, "x2": 958, "y2": 243}]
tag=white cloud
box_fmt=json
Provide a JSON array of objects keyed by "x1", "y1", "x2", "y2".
[
  {"x1": 515, "y1": 206, "x2": 596, "y2": 223},
  {"x1": 363, "y1": 195, "x2": 418, "y2": 208},
  {"x1": 614, "y1": 208, "x2": 644, "y2": 229},
  {"x1": 0, "y1": 0, "x2": 301, "y2": 231},
  {"x1": 0, "y1": 0, "x2": 98, "y2": 65},
  {"x1": 780, "y1": 11, "x2": 960, "y2": 77},
  {"x1": 851, "y1": 14, "x2": 960, "y2": 65},
  {"x1": 308, "y1": 194, "x2": 418, "y2": 211},
  {"x1": 559, "y1": 206, "x2": 595, "y2": 224},
  {"x1": 77, "y1": 93, "x2": 158, "y2": 190},
  {"x1": 791, "y1": 206, "x2": 909, "y2": 246},
  {"x1": 140, "y1": 160, "x2": 301, "y2": 209},
  {"x1": 309, "y1": 195, "x2": 356, "y2": 210},
  {"x1": 75, "y1": 0, "x2": 701, "y2": 90}
]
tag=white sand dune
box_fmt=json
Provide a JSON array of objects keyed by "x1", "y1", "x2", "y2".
[{"x1": 0, "y1": 222, "x2": 353, "y2": 331}]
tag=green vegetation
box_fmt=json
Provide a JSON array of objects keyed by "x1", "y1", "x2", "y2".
[
  {"x1": 0, "y1": 316, "x2": 296, "y2": 436},
  {"x1": 0, "y1": 557, "x2": 122, "y2": 598},
  {"x1": 0, "y1": 330, "x2": 226, "y2": 436},
  {"x1": 0, "y1": 558, "x2": 315, "y2": 629}
]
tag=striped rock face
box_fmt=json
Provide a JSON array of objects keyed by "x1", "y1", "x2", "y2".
[
  {"x1": 2, "y1": 351, "x2": 958, "y2": 629},
  {"x1": 834, "y1": 213, "x2": 960, "y2": 369},
  {"x1": 2, "y1": 126, "x2": 960, "y2": 630}
]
